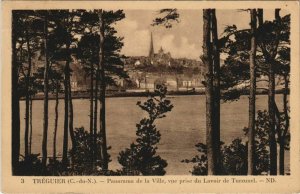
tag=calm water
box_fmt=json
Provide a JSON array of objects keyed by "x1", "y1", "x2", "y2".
[{"x1": 19, "y1": 95, "x2": 289, "y2": 175}]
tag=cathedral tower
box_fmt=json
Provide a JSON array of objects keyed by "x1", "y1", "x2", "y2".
[{"x1": 149, "y1": 32, "x2": 154, "y2": 58}]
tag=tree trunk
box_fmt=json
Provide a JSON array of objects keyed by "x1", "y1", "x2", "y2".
[
  {"x1": 211, "y1": 9, "x2": 220, "y2": 174},
  {"x1": 269, "y1": 9, "x2": 281, "y2": 175},
  {"x1": 24, "y1": 28, "x2": 32, "y2": 159},
  {"x1": 12, "y1": 11, "x2": 21, "y2": 174},
  {"x1": 93, "y1": 67, "x2": 99, "y2": 165},
  {"x1": 203, "y1": 9, "x2": 215, "y2": 175},
  {"x1": 257, "y1": 9, "x2": 264, "y2": 27},
  {"x1": 62, "y1": 60, "x2": 70, "y2": 166},
  {"x1": 42, "y1": 13, "x2": 50, "y2": 169},
  {"x1": 53, "y1": 80, "x2": 59, "y2": 161},
  {"x1": 248, "y1": 9, "x2": 257, "y2": 175},
  {"x1": 90, "y1": 64, "x2": 94, "y2": 165},
  {"x1": 280, "y1": 75, "x2": 289, "y2": 175},
  {"x1": 279, "y1": 139, "x2": 285, "y2": 175},
  {"x1": 268, "y1": 57, "x2": 277, "y2": 175},
  {"x1": 90, "y1": 68, "x2": 94, "y2": 134},
  {"x1": 29, "y1": 96, "x2": 33, "y2": 155},
  {"x1": 68, "y1": 74, "x2": 75, "y2": 150},
  {"x1": 98, "y1": 10, "x2": 109, "y2": 170}
]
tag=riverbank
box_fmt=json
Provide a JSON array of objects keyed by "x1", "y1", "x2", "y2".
[{"x1": 20, "y1": 88, "x2": 288, "y2": 100}]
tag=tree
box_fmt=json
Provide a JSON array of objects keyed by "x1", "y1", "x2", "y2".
[
  {"x1": 211, "y1": 9, "x2": 221, "y2": 174},
  {"x1": 118, "y1": 85, "x2": 173, "y2": 175},
  {"x1": 77, "y1": 33, "x2": 98, "y2": 165},
  {"x1": 97, "y1": 9, "x2": 107, "y2": 170},
  {"x1": 202, "y1": 9, "x2": 217, "y2": 175},
  {"x1": 219, "y1": 9, "x2": 290, "y2": 174},
  {"x1": 24, "y1": 18, "x2": 33, "y2": 159},
  {"x1": 182, "y1": 110, "x2": 270, "y2": 175},
  {"x1": 277, "y1": 46, "x2": 290, "y2": 175},
  {"x1": 65, "y1": 13, "x2": 76, "y2": 154},
  {"x1": 46, "y1": 10, "x2": 78, "y2": 166},
  {"x1": 12, "y1": 10, "x2": 42, "y2": 166},
  {"x1": 77, "y1": 31, "x2": 97, "y2": 165},
  {"x1": 77, "y1": 9, "x2": 127, "y2": 170},
  {"x1": 152, "y1": 9, "x2": 180, "y2": 28},
  {"x1": 41, "y1": 11, "x2": 50, "y2": 169},
  {"x1": 49, "y1": 66, "x2": 63, "y2": 161},
  {"x1": 12, "y1": 10, "x2": 21, "y2": 174},
  {"x1": 248, "y1": 9, "x2": 257, "y2": 175},
  {"x1": 62, "y1": 61, "x2": 71, "y2": 167},
  {"x1": 256, "y1": 9, "x2": 287, "y2": 175},
  {"x1": 96, "y1": 9, "x2": 129, "y2": 170},
  {"x1": 267, "y1": 9, "x2": 279, "y2": 175}
]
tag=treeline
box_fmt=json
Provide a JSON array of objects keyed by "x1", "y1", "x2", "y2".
[
  {"x1": 184, "y1": 9, "x2": 290, "y2": 175},
  {"x1": 12, "y1": 9, "x2": 129, "y2": 175},
  {"x1": 12, "y1": 9, "x2": 174, "y2": 176},
  {"x1": 12, "y1": 8, "x2": 290, "y2": 176},
  {"x1": 153, "y1": 8, "x2": 290, "y2": 175}
]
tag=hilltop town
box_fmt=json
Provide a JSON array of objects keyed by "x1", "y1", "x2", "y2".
[
  {"x1": 68, "y1": 33, "x2": 205, "y2": 93},
  {"x1": 25, "y1": 32, "x2": 279, "y2": 98}
]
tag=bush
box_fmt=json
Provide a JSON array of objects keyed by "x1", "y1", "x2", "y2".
[
  {"x1": 118, "y1": 85, "x2": 173, "y2": 175},
  {"x1": 183, "y1": 110, "x2": 270, "y2": 175},
  {"x1": 68, "y1": 127, "x2": 112, "y2": 175},
  {"x1": 16, "y1": 154, "x2": 46, "y2": 176}
]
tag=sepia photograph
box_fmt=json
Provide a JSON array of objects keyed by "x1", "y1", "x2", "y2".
[{"x1": 1, "y1": 0, "x2": 300, "y2": 193}]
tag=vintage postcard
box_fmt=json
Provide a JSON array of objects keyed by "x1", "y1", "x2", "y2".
[{"x1": 1, "y1": 0, "x2": 300, "y2": 193}]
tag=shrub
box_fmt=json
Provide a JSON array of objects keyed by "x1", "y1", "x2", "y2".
[
  {"x1": 68, "y1": 127, "x2": 112, "y2": 175},
  {"x1": 16, "y1": 154, "x2": 46, "y2": 176},
  {"x1": 118, "y1": 85, "x2": 173, "y2": 175},
  {"x1": 183, "y1": 110, "x2": 270, "y2": 175}
]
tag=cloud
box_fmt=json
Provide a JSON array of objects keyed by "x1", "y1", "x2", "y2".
[
  {"x1": 158, "y1": 34, "x2": 199, "y2": 59},
  {"x1": 116, "y1": 17, "x2": 200, "y2": 59},
  {"x1": 116, "y1": 19, "x2": 151, "y2": 57}
]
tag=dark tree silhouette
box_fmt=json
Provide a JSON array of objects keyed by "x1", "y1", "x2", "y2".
[
  {"x1": 41, "y1": 11, "x2": 50, "y2": 169},
  {"x1": 118, "y1": 85, "x2": 173, "y2": 175},
  {"x1": 12, "y1": 11, "x2": 21, "y2": 175},
  {"x1": 248, "y1": 9, "x2": 257, "y2": 175},
  {"x1": 202, "y1": 9, "x2": 217, "y2": 175},
  {"x1": 211, "y1": 9, "x2": 221, "y2": 174}
]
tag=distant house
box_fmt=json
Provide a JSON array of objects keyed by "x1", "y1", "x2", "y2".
[
  {"x1": 69, "y1": 61, "x2": 88, "y2": 92},
  {"x1": 130, "y1": 72, "x2": 204, "y2": 92},
  {"x1": 165, "y1": 78, "x2": 177, "y2": 90},
  {"x1": 139, "y1": 75, "x2": 156, "y2": 91},
  {"x1": 178, "y1": 75, "x2": 204, "y2": 91},
  {"x1": 134, "y1": 60, "x2": 141, "y2": 66}
]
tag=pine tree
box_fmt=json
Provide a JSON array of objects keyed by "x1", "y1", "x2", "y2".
[
  {"x1": 41, "y1": 11, "x2": 50, "y2": 169},
  {"x1": 248, "y1": 9, "x2": 257, "y2": 175},
  {"x1": 118, "y1": 85, "x2": 173, "y2": 175},
  {"x1": 202, "y1": 9, "x2": 216, "y2": 175},
  {"x1": 12, "y1": 10, "x2": 21, "y2": 174}
]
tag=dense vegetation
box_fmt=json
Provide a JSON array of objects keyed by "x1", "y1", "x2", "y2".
[{"x1": 12, "y1": 8, "x2": 290, "y2": 176}]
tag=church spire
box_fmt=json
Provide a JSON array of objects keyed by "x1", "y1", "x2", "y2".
[{"x1": 149, "y1": 32, "x2": 154, "y2": 58}]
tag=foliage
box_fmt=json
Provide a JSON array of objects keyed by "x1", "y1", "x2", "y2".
[
  {"x1": 47, "y1": 159, "x2": 68, "y2": 176},
  {"x1": 182, "y1": 110, "x2": 271, "y2": 175},
  {"x1": 152, "y1": 9, "x2": 180, "y2": 28},
  {"x1": 118, "y1": 85, "x2": 173, "y2": 175},
  {"x1": 249, "y1": 110, "x2": 270, "y2": 174},
  {"x1": 221, "y1": 139, "x2": 248, "y2": 175},
  {"x1": 16, "y1": 154, "x2": 47, "y2": 176},
  {"x1": 68, "y1": 127, "x2": 112, "y2": 175},
  {"x1": 219, "y1": 12, "x2": 290, "y2": 102},
  {"x1": 76, "y1": 10, "x2": 128, "y2": 86}
]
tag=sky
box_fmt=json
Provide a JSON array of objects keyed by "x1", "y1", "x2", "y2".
[{"x1": 114, "y1": 9, "x2": 290, "y2": 60}]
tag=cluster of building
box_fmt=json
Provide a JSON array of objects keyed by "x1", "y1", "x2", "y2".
[
  {"x1": 63, "y1": 32, "x2": 205, "y2": 92},
  {"x1": 28, "y1": 33, "x2": 205, "y2": 93},
  {"x1": 122, "y1": 33, "x2": 205, "y2": 92}
]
